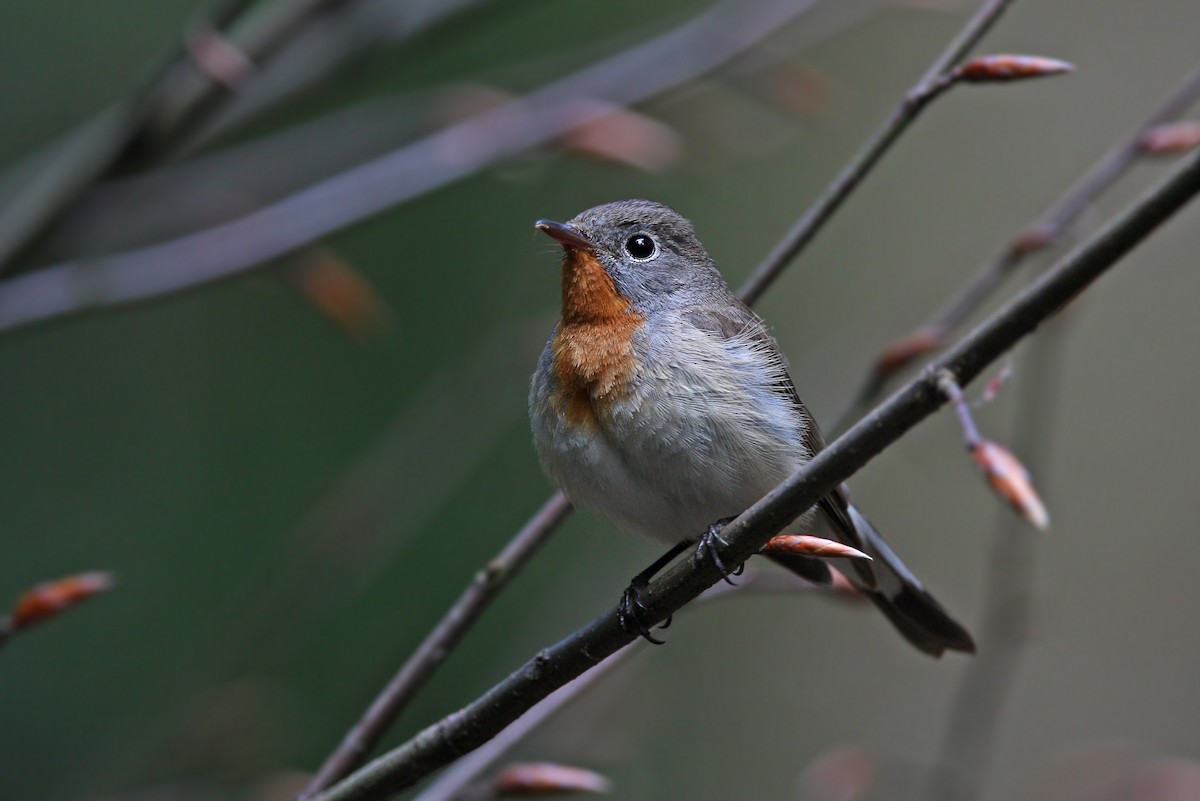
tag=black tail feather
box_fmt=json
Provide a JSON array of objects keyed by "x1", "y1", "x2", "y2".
[
  {"x1": 865, "y1": 586, "x2": 975, "y2": 657},
  {"x1": 765, "y1": 502, "x2": 975, "y2": 658},
  {"x1": 847, "y1": 504, "x2": 975, "y2": 657}
]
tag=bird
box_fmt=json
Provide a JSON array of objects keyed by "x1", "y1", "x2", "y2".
[{"x1": 528, "y1": 199, "x2": 973, "y2": 657}]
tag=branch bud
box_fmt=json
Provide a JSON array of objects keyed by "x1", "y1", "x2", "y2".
[
  {"x1": 10, "y1": 571, "x2": 115, "y2": 632},
  {"x1": 490, "y1": 763, "x2": 612, "y2": 796},
  {"x1": 1141, "y1": 122, "x2": 1200, "y2": 155},
  {"x1": 762, "y1": 535, "x2": 871, "y2": 561},
  {"x1": 972, "y1": 440, "x2": 1050, "y2": 531},
  {"x1": 953, "y1": 54, "x2": 1075, "y2": 84},
  {"x1": 873, "y1": 328, "x2": 942, "y2": 378}
]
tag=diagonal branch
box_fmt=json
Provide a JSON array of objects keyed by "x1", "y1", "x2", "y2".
[
  {"x1": 736, "y1": 0, "x2": 1018, "y2": 304},
  {"x1": 310, "y1": 128, "x2": 1200, "y2": 801}
]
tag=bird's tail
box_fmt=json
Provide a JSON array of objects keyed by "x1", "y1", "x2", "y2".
[
  {"x1": 848, "y1": 504, "x2": 975, "y2": 656},
  {"x1": 767, "y1": 504, "x2": 975, "y2": 657}
]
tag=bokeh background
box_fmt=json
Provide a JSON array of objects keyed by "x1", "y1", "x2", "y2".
[{"x1": 2, "y1": 1, "x2": 1199, "y2": 800}]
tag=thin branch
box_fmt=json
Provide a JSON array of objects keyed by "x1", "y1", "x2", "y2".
[
  {"x1": 930, "y1": 322, "x2": 1069, "y2": 801},
  {"x1": 298, "y1": 492, "x2": 573, "y2": 799},
  {"x1": 736, "y1": 0, "x2": 1018, "y2": 304},
  {"x1": 0, "y1": 0, "x2": 822, "y2": 337},
  {"x1": 310, "y1": 135, "x2": 1200, "y2": 801},
  {"x1": 836, "y1": 64, "x2": 1200, "y2": 428}
]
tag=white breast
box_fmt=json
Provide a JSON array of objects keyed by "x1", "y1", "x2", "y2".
[{"x1": 530, "y1": 314, "x2": 811, "y2": 544}]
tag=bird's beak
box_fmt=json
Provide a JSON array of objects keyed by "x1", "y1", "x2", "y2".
[{"x1": 535, "y1": 219, "x2": 594, "y2": 252}]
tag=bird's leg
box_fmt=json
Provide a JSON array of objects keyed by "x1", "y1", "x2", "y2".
[
  {"x1": 695, "y1": 516, "x2": 744, "y2": 584},
  {"x1": 619, "y1": 539, "x2": 691, "y2": 645}
]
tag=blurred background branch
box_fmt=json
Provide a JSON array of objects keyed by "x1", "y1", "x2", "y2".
[
  {"x1": 0, "y1": 0, "x2": 500, "y2": 275},
  {"x1": 0, "y1": 0, "x2": 825, "y2": 337}
]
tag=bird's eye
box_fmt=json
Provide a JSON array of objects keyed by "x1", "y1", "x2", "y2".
[{"x1": 624, "y1": 234, "x2": 658, "y2": 261}]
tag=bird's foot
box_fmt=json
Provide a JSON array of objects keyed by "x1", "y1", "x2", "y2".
[
  {"x1": 619, "y1": 580, "x2": 670, "y2": 645},
  {"x1": 617, "y1": 539, "x2": 693, "y2": 645},
  {"x1": 695, "y1": 517, "x2": 744, "y2": 585}
]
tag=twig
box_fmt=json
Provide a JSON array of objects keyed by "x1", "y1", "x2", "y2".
[
  {"x1": 0, "y1": 0, "x2": 822, "y2": 337},
  {"x1": 309, "y1": 134, "x2": 1200, "y2": 801},
  {"x1": 298, "y1": 492, "x2": 573, "y2": 799},
  {"x1": 929, "y1": 322, "x2": 1069, "y2": 801},
  {"x1": 836, "y1": 64, "x2": 1200, "y2": 428},
  {"x1": 736, "y1": 0, "x2": 1019, "y2": 304},
  {"x1": 935, "y1": 370, "x2": 1049, "y2": 530}
]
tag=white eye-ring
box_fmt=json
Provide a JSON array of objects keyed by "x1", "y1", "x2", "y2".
[{"x1": 624, "y1": 233, "x2": 658, "y2": 261}]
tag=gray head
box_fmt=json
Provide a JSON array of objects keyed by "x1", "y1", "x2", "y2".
[{"x1": 535, "y1": 199, "x2": 731, "y2": 314}]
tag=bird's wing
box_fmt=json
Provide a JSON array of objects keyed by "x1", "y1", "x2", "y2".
[{"x1": 680, "y1": 300, "x2": 863, "y2": 553}]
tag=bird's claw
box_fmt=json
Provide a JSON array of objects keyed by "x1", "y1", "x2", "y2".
[
  {"x1": 695, "y1": 518, "x2": 743, "y2": 585},
  {"x1": 619, "y1": 582, "x2": 670, "y2": 645}
]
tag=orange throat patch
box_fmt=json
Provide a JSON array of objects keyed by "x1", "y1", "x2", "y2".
[{"x1": 551, "y1": 248, "x2": 643, "y2": 427}]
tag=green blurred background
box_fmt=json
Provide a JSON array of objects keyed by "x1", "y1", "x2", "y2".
[{"x1": 2, "y1": 1, "x2": 1199, "y2": 799}]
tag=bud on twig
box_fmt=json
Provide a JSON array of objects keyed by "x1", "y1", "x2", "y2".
[
  {"x1": 1141, "y1": 121, "x2": 1200, "y2": 155},
  {"x1": 972, "y1": 439, "x2": 1050, "y2": 531},
  {"x1": 936, "y1": 370, "x2": 1049, "y2": 531},
  {"x1": 952, "y1": 54, "x2": 1075, "y2": 84},
  {"x1": 872, "y1": 328, "x2": 944, "y2": 380},
  {"x1": 490, "y1": 763, "x2": 611, "y2": 796},
  {"x1": 0, "y1": 571, "x2": 115, "y2": 651},
  {"x1": 978, "y1": 361, "x2": 1014, "y2": 405},
  {"x1": 762, "y1": 535, "x2": 871, "y2": 561}
]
